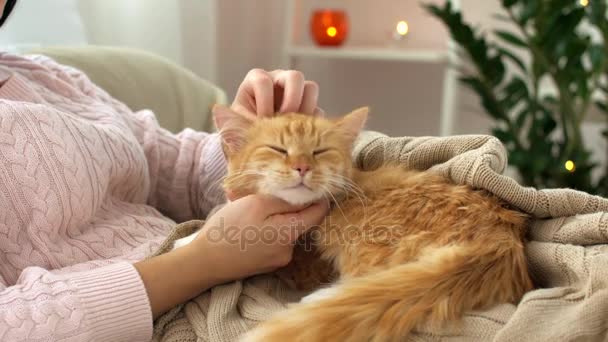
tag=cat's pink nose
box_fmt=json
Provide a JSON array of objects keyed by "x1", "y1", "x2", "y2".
[{"x1": 293, "y1": 164, "x2": 311, "y2": 177}]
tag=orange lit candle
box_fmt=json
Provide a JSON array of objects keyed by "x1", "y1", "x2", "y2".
[{"x1": 310, "y1": 10, "x2": 349, "y2": 47}]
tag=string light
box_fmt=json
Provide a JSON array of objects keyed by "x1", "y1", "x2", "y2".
[
  {"x1": 396, "y1": 21, "x2": 409, "y2": 36},
  {"x1": 326, "y1": 26, "x2": 337, "y2": 37},
  {"x1": 565, "y1": 160, "x2": 576, "y2": 172},
  {"x1": 580, "y1": 0, "x2": 589, "y2": 7}
]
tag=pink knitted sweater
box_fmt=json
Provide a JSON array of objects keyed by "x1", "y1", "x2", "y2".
[{"x1": 0, "y1": 53, "x2": 226, "y2": 341}]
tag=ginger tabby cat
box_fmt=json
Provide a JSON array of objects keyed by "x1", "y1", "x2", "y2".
[{"x1": 211, "y1": 105, "x2": 533, "y2": 342}]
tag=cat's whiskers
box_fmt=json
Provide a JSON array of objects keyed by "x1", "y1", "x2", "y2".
[
  {"x1": 219, "y1": 169, "x2": 268, "y2": 199},
  {"x1": 327, "y1": 179, "x2": 367, "y2": 208},
  {"x1": 223, "y1": 171, "x2": 263, "y2": 187},
  {"x1": 322, "y1": 175, "x2": 368, "y2": 219},
  {"x1": 232, "y1": 169, "x2": 321, "y2": 202},
  {"x1": 227, "y1": 169, "x2": 269, "y2": 180},
  {"x1": 206, "y1": 170, "x2": 266, "y2": 204},
  {"x1": 329, "y1": 178, "x2": 366, "y2": 201},
  {"x1": 328, "y1": 182, "x2": 368, "y2": 222},
  {"x1": 319, "y1": 184, "x2": 351, "y2": 224},
  {"x1": 320, "y1": 173, "x2": 366, "y2": 197},
  {"x1": 340, "y1": 176, "x2": 367, "y2": 199}
]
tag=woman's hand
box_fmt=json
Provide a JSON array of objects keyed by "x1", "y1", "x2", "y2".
[
  {"x1": 192, "y1": 194, "x2": 329, "y2": 282},
  {"x1": 232, "y1": 69, "x2": 323, "y2": 117},
  {"x1": 135, "y1": 194, "x2": 329, "y2": 318}
]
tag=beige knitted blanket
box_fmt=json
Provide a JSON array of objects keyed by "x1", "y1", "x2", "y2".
[{"x1": 151, "y1": 132, "x2": 608, "y2": 342}]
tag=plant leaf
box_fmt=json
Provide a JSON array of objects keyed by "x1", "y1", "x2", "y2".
[
  {"x1": 495, "y1": 30, "x2": 527, "y2": 48},
  {"x1": 515, "y1": 108, "x2": 529, "y2": 128},
  {"x1": 589, "y1": 44, "x2": 605, "y2": 72},
  {"x1": 492, "y1": 127, "x2": 512, "y2": 142},
  {"x1": 497, "y1": 47, "x2": 527, "y2": 72},
  {"x1": 460, "y1": 76, "x2": 505, "y2": 120},
  {"x1": 501, "y1": 0, "x2": 518, "y2": 8},
  {"x1": 518, "y1": 0, "x2": 540, "y2": 25},
  {"x1": 596, "y1": 101, "x2": 608, "y2": 114}
]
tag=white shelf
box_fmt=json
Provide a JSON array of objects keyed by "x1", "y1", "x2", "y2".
[{"x1": 287, "y1": 46, "x2": 448, "y2": 63}]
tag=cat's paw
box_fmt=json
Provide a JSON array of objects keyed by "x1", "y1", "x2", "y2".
[{"x1": 300, "y1": 285, "x2": 339, "y2": 304}]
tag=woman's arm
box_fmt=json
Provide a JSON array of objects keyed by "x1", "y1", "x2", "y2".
[
  {"x1": 29, "y1": 55, "x2": 227, "y2": 220},
  {"x1": 135, "y1": 240, "x2": 221, "y2": 318},
  {"x1": 0, "y1": 262, "x2": 153, "y2": 341},
  {"x1": 135, "y1": 194, "x2": 329, "y2": 318},
  {"x1": 0, "y1": 195, "x2": 327, "y2": 342}
]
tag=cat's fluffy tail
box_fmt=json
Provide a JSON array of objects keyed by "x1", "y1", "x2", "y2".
[{"x1": 240, "y1": 243, "x2": 532, "y2": 342}]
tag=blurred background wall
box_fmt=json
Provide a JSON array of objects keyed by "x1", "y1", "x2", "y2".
[
  {"x1": 0, "y1": 0, "x2": 604, "y2": 171},
  {"x1": 0, "y1": 0, "x2": 496, "y2": 135}
]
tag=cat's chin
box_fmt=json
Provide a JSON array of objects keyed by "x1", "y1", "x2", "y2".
[{"x1": 272, "y1": 186, "x2": 323, "y2": 205}]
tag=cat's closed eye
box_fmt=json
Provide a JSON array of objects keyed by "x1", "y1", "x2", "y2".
[
  {"x1": 267, "y1": 145, "x2": 288, "y2": 155},
  {"x1": 313, "y1": 148, "x2": 330, "y2": 156}
]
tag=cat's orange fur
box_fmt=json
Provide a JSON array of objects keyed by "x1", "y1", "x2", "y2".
[{"x1": 213, "y1": 105, "x2": 533, "y2": 342}]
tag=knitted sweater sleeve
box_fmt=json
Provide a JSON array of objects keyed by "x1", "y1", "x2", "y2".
[
  {"x1": 0, "y1": 56, "x2": 226, "y2": 341},
  {"x1": 34, "y1": 55, "x2": 228, "y2": 221},
  {"x1": 0, "y1": 262, "x2": 152, "y2": 341},
  {"x1": 131, "y1": 112, "x2": 228, "y2": 221}
]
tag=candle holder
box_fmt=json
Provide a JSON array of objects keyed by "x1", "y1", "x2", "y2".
[{"x1": 310, "y1": 9, "x2": 349, "y2": 47}]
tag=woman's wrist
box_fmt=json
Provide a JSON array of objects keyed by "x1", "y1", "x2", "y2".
[
  {"x1": 186, "y1": 230, "x2": 240, "y2": 285},
  {"x1": 181, "y1": 239, "x2": 228, "y2": 286},
  {"x1": 135, "y1": 241, "x2": 225, "y2": 318}
]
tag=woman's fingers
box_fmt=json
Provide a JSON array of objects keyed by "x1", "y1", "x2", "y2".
[
  {"x1": 242, "y1": 69, "x2": 275, "y2": 117},
  {"x1": 269, "y1": 200, "x2": 330, "y2": 242},
  {"x1": 240, "y1": 194, "x2": 309, "y2": 217},
  {"x1": 239, "y1": 193, "x2": 329, "y2": 241},
  {"x1": 299, "y1": 81, "x2": 320, "y2": 115},
  {"x1": 232, "y1": 68, "x2": 324, "y2": 117},
  {"x1": 272, "y1": 70, "x2": 305, "y2": 114}
]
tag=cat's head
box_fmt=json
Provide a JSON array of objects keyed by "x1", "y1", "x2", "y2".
[{"x1": 213, "y1": 105, "x2": 368, "y2": 205}]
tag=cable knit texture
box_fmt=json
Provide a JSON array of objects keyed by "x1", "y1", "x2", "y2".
[{"x1": 0, "y1": 53, "x2": 227, "y2": 341}]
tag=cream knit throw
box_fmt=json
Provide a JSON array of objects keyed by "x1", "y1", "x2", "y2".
[{"x1": 152, "y1": 132, "x2": 608, "y2": 342}]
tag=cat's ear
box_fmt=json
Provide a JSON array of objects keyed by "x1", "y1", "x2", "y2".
[
  {"x1": 337, "y1": 107, "x2": 369, "y2": 136},
  {"x1": 212, "y1": 104, "x2": 254, "y2": 153}
]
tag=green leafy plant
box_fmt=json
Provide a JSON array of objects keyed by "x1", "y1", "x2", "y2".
[{"x1": 427, "y1": 0, "x2": 608, "y2": 196}]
